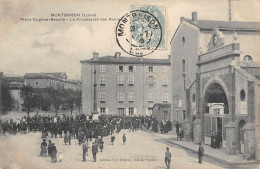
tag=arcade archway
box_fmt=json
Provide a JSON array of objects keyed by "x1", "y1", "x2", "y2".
[{"x1": 203, "y1": 82, "x2": 230, "y2": 147}]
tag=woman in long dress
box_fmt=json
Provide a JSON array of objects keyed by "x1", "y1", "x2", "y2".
[
  {"x1": 51, "y1": 143, "x2": 57, "y2": 163},
  {"x1": 40, "y1": 139, "x2": 47, "y2": 157}
]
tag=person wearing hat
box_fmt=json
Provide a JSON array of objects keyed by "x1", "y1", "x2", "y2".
[
  {"x1": 47, "y1": 140, "x2": 52, "y2": 157},
  {"x1": 40, "y1": 139, "x2": 47, "y2": 157},
  {"x1": 82, "y1": 139, "x2": 90, "y2": 162},
  {"x1": 51, "y1": 143, "x2": 57, "y2": 163},
  {"x1": 198, "y1": 143, "x2": 204, "y2": 164},
  {"x1": 92, "y1": 142, "x2": 98, "y2": 162},
  {"x1": 165, "y1": 147, "x2": 171, "y2": 169}
]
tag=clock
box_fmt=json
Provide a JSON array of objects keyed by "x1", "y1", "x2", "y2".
[{"x1": 213, "y1": 35, "x2": 218, "y2": 45}]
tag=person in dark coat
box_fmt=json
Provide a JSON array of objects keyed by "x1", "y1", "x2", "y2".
[
  {"x1": 47, "y1": 140, "x2": 52, "y2": 157},
  {"x1": 99, "y1": 139, "x2": 104, "y2": 152},
  {"x1": 51, "y1": 143, "x2": 57, "y2": 163},
  {"x1": 111, "y1": 135, "x2": 115, "y2": 145},
  {"x1": 40, "y1": 139, "x2": 47, "y2": 157},
  {"x1": 165, "y1": 147, "x2": 171, "y2": 169},
  {"x1": 122, "y1": 134, "x2": 126, "y2": 145},
  {"x1": 82, "y1": 140, "x2": 89, "y2": 162},
  {"x1": 92, "y1": 142, "x2": 98, "y2": 162},
  {"x1": 198, "y1": 143, "x2": 204, "y2": 164},
  {"x1": 64, "y1": 132, "x2": 69, "y2": 145}
]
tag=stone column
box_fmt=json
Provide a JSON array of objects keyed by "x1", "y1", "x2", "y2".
[
  {"x1": 193, "y1": 72, "x2": 204, "y2": 144},
  {"x1": 243, "y1": 123, "x2": 256, "y2": 160},
  {"x1": 225, "y1": 121, "x2": 237, "y2": 155},
  {"x1": 184, "y1": 89, "x2": 192, "y2": 141}
]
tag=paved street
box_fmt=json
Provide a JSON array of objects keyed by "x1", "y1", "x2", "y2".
[{"x1": 0, "y1": 129, "x2": 243, "y2": 169}]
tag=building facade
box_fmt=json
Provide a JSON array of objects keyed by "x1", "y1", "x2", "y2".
[
  {"x1": 170, "y1": 12, "x2": 260, "y2": 160},
  {"x1": 24, "y1": 72, "x2": 81, "y2": 91},
  {"x1": 170, "y1": 12, "x2": 260, "y2": 125},
  {"x1": 81, "y1": 52, "x2": 172, "y2": 117}
]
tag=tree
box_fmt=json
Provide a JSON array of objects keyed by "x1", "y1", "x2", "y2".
[
  {"x1": 1, "y1": 80, "x2": 15, "y2": 114},
  {"x1": 74, "y1": 90, "x2": 82, "y2": 114},
  {"x1": 47, "y1": 87, "x2": 65, "y2": 116},
  {"x1": 21, "y1": 85, "x2": 37, "y2": 117},
  {"x1": 64, "y1": 89, "x2": 75, "y2": 116}
]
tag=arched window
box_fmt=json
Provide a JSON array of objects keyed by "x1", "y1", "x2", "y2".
[
  {"x1": 243, "y1": 55, "x2": 253, "y2": 62},
  {"x1": 240, "y1": 89, "x2": 245, "y2": 101},
  {"x1": 182, "y1": 59, "x2": 185, "y2": 73}
]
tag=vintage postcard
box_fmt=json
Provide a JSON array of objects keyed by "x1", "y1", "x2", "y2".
[{"x1": 0, "y1": 0, "x2": 259, "y2": 169}]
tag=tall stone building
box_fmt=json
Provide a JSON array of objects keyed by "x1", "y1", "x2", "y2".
[
  {"x1": 170, "y1": 12, "x2": 260, "y2": 160},
  {"x1": 80, "y1": 52, "x2": 171, "y2": 117}
]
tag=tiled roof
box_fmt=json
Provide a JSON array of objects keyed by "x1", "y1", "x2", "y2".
[
  {"x1": 24, "y1": 72, "x2": 67, "y2": 80},
  {"x1": 81, "y1": 56, "x2": 170, "y2": 65},
  {"x1": 184, "y1": 19, "x2": 260, "y2": 31}
]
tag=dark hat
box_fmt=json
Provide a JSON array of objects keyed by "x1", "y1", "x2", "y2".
[
  {"x1": 166, "y1": 147, "x2": 169, "y2": 150},
  {"x1": 49, "y1": 140, "x2": 52, "y2": 142},
  {"x1": 199, "y1": 143, "x2": 201, "y2": 145},
  {"x1": 43, "y1": 139, "x2": 46, "y2": 141}
]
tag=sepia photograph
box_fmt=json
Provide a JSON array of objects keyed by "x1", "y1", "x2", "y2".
[{"x1": 0, "y1": 0, "x2": 259, "y2": 168}]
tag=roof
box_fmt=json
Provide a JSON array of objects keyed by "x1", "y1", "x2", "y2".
[
  {"x1": 80, "y1": 56, "x2": 170, "y2": 65},
  {"x1": 24, "y1": 72, "x2": 67, "y2": 80},
  {"x1": 153, "y1": 103, "x2": 171, "y2": 109},
  {"x1": 184, "y1": 19, "x2": 260, "y2": 31}
]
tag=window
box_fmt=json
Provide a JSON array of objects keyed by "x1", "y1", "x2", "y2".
[
  {"x1": 129, "y1": 66, "x2": 133, "y2": 72},
  {"x1": 146, "y1": 76, "x2": 155, "y2": 86},
  {"x1": 240, "y1": 89, "x2": 245, "y2": 101},
  {"x1": 128, "y1": 75, "x2": 134, "y2": 85},
  {"x1": 148, "y1": 66, "x2": 153, "y2": 72},
  {"x1": 243, "y1": 55, "x2": 253, "y2": 62},
  {"x1": 100, "y1": 108, "x2": 106, "y2": 115},
  {"x1": 119, "y1": 66, "x2": 123, "y2": 72},
  {"x1": 129, "y1": 108, "x2": 134, "y2": 116},
  {"x1": 162, "y1": 76, "x2": 168, "y2": 86},
  {"x1": 182, "y1": 36, "x2": 185, "y2": 45},
  {"x1": 118, "y1": 75, "x2": 124, "y2": 85},
  {"x1": 128, "y1": 92, "x2": 134, "y2": 102},
  {"x1": 182, "y1": 59, "x2": 185, "y2": 73},
  {"x1": 100, "y1": 75, "x2": 106, "y2": 85},
  {"x1": 182, "y1": 74, "x2": 186, "y2": 90},
  {"x1": 100, "y1": 92, "x2": 106, "y2": 102},
  {"x1": 148, "y1": 93, "x2": 154, "y2": 102},
  {"x1": 192, "y1": 94, "x2": 196, "y2": 103},
  {"x1": 162, "y1": 93, "x2": 168, "y2": 102},
  {"x1": 100, "y1": 65, "x2": 106, "y2": 72},
  {"x1": 118, "y1": 93, "x2": 124, "y2": 102}
]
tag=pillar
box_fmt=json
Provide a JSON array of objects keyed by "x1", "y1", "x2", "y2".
[
  {"x1": 225, "y1": 121, "x2": 237, "y2": 155},
  {"x1": 243, "y1": 123, "x2": 256, "y2": 160},
  {"x1": 183, "y1": 88, "x2": 192, "y2": 141}
]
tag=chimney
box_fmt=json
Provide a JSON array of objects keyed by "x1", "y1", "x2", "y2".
[
  {"x1": 115, "y1": 52, "x2": 121, "y2": 58},
  {"x1": 180, "y1": 17, "x2": 185, "y2": 22},
  {"x1": 93, "y1": 51, "x2": 99, "y2": 60},
  {"x1": 192, "y1": 11, "x2": 197, "y2": 23}
]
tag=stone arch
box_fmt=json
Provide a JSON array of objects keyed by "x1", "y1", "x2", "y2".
[
  {"x1": 202, "y1": 76, "x2": 230, "y2": 115},
  {"x1": 238, "y1": 119, "x2": 247, "y2": 153}
]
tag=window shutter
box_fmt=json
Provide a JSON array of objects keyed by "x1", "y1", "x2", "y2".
[
  {"x1": 132, "y1": 76, "x2": 135, "y2": 85},
  {"x1": 104, "y1": 75, "x2": 106, "y2": 84},
  {"x1": 146, "y1": 67, "x2": 149, "y2": 73},
  {"x1": 106, "y1": 108, "x2": 108, "y2": 115},
  {"x1": 133, "y1": 66, "x2": 136, "y2": 72},
  {"x1": 126, "y1": 107, "x2": 129, "y2": 116},
  {"x1": 154, "y1": 76, "x2": 156, "y2": 86},
  {"x1": 116, "y1": 66, "x2": 119, "y2": 72},
  {"x1": 153, "y1": 67, "x2": 156, "y2": 72},
  {"x1": 98, "y1": 108, "x2": 100, "y2": 114},
  {"x1": 117, "y1": 76, "x2": 120, "y2": 84},
  {"x1": 134, "y1": 107, "x2": 137, "y2": 115},
  {"x1": 122, "y1": 76, "x2": 124, "y2": 84}
]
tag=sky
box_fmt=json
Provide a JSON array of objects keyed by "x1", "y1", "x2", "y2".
[{"x1": 0, "y1": 0, "x2": 259, "y2": 79}]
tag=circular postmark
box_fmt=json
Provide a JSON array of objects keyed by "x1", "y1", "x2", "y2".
[{"x1": 116, "y1": 10, "x2": 162, "y2": 57}]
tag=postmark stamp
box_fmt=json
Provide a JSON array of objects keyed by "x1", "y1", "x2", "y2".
[{"x1": 116, "y1": 10, "x2": 162, "y2": 57}]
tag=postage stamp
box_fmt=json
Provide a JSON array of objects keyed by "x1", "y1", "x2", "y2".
[
  {"x1": 131, "y1": 5, "x2": 166, "y2": 49},
  {"x1": 116, "y1": 9, "x2": 164, "y2": 57}
]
